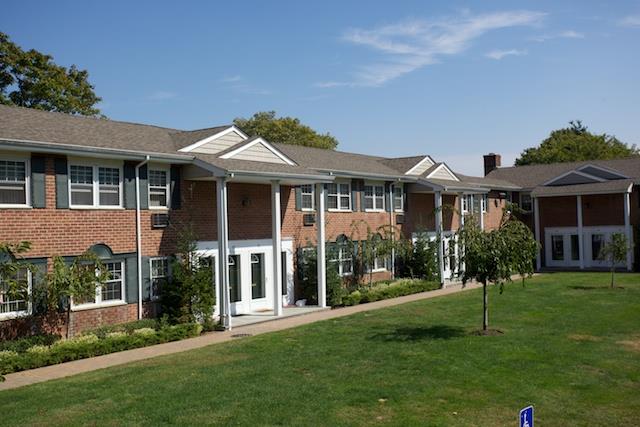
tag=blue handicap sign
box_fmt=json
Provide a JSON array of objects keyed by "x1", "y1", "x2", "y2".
[{"x1": 519, "y1": 405, "x2": 534, "y2": 427}]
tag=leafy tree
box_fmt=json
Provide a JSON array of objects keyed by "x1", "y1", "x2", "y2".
[
  {"x1": 0, "y1": 32, "x2": 102, "y2": 116},
  {"x1": 599, "y1": 233, "x2": 629, "y2": 288},
  {"x1": 0, "y1": 241, "x2": 35, "y2": 312},
  {"x1": 456, "y1": 209, "x2": 538, "y2": 332},
  {"x1": 515, "y1": 121, "x2": 638, "y2": 166},
  {"x1": 234, "y1": 111, "x2": 338, "y2": 149},
  {"x1": 297, "y1": 244, "x2": 343, "y2": 306},
  {"x1": 43, "y1": 251, "x2": 110, "y2": 338}
]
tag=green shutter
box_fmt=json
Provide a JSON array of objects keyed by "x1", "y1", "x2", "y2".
[
  {"x1": 142, "y1": 256, "x2": 152, "y2": 301},
  {"x1": 360, "y1": 181, "x2": 366, "y2": 212},
  {"x1": 295, "y1": 186, "x2": 302, "y2": 211},
  {"x1": 385, "y1": 183, "x2": 391, "y2": 212},
  {"x1": 350, "y1": 179, "x2": 358, "y2": 211},
  {"x1": 30, "y1": 156, "x2": 46, "y2": 208},
  {"x1": 139, "y1": 164, "x2": 149, "y2": 210},
  {"x1": 29, "y1": 258, "x2": 48, "y2": 314},
  {"x1": 125, "y1": 256, "x2": 139, "y2": 303},
  {"x1": 170, "y1": 165, "x2": 181, "y2": 210},
  {"x1": 54, "y1": 157, "x2": 69, "y2": 209},
  {"x1": 324, "y1": 184, "x2": 329, "y2": 211},
  {"x1": 123, "y1": 162, "x2": 136, "y2": 209}
]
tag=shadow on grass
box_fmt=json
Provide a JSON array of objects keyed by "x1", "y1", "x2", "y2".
[
  {"x1": 369, "y1": 325, "x2": 466, "y2": 342},
  {"x1": 568, "y1": 285, "x2": 623, "y2": 290}
]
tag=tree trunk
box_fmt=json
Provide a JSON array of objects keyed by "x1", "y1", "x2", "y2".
[
  {"x1": 66, "y1": 307, "x2": 71, "y2": 339},
  {"x1": 611, "y1": 265, "x2": 615, "y2": 288},
  {"x1": 483, "y1": 282, "x2": 488, "y2": 331}
]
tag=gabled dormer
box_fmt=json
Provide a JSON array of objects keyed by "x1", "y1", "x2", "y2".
[
  {"x1": 219, "y1": 137, "x2": 296, "y2": 165},
  {"x1": 178, "y1": 125, "x2": 248, "y2": 154}
]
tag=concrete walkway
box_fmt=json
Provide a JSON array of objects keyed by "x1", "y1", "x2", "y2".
[{"x1": 0, "y1": 282, "x2": 481, "y2": 391}]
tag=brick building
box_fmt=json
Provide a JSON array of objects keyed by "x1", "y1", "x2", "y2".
[{"x1": 0, "y1": 105, "x2": 637, "y2": 335}]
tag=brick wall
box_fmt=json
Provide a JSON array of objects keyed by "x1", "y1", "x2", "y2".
[{"x1": 582, "y1": 193, "x2": 625, "y2": 226}]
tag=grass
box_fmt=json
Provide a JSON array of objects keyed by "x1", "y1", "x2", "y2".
[{"x1": 1, "y1": 272, "x2": 639, "y2": 426}]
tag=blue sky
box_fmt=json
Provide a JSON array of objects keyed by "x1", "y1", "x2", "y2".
[{"x1": 3, "y1": 0, "x2": 640, "y2": 175}]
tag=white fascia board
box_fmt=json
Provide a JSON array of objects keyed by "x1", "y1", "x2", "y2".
[
  {"x1": 178, "y1": 125, "x2": 249, "y2": 152},
  {"x1": 543, "y1": 169, "x2": 606, "y2": 186},
  {"x1": 425, "y1": 163, "x2": 460, "y2": 181},
  {"x1": 577, "y1": 164, "x2": 629, "y2": 179},
  {"x1": 219, "y1": 137, "x2": 297, "y2": 166},
  {"x1": 405, "y1": 156, "x2": 435, "y2": 175}
]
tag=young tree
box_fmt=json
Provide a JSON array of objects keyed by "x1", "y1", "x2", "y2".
[
  {"x1": 0, "y1": 32, "x2": 102, "y2": 116},
  {"x1": 0, "y1": 241, "x2": 35, "y2": 313},
  {"x1": 515, "y1": 120, "x2": 638, "y2": 166},
  {"x1": 456, "y1": 210, "x2": 538, "y2": 332},
  {"x1": 234, "y1": 111, "x2": 338, "y2": 149},
  {"x1": 599, "y1": 233, "x2": 629, "y2": 288},
  {"x1": 43, "y1": 251, "x2": 110, "y2": 338}
]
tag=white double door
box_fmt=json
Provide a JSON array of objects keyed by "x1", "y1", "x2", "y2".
[
  {"x1": 545, "y1": 226, "x2": 626, "y2": 268},
  {"x1": 413, "y1": 232, "x2": 459, "y2": 280}
]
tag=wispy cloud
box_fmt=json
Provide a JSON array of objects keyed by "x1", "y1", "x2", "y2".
[
  {"x1": 219, "y1": 75, "x2": 272, "y2": 95},
  {"x1": 147, "y1": 91, "x2": 177, "y2": 101},
  {"x1": 315, "y1": 10, "x2": 546, "y2": 87},
  {"x1": 485, "y1": 48, "x2": 527, "y2": 60},
  {"x1": 618, "y1": 15, "x2": 640, "y2": 28},
  {"x1": 529, "y1": 29, "x2": 584, "y2": 42}
]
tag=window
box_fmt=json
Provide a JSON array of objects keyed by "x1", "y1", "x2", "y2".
[
  {"x1": 393, "y1": 185, "x2": 404, "y2": 211},
  {"x1": 461, "y1": 195, "x2": 468, "y2": 213},
  {"x1": 0, "y1": 159, "x2": 28, "y2": 206},
  {"x1": 327, "y1": 183, "x2": 351, "y2": 211},
  {"x1": 300, "y1": 184, "x2": 314, "y2": 211},
  {"x1": 0, "y1": 268, "x2": 30, "y2": 317},
  {"x1": 69, "y1": 163, "x2": 122, "y2": 208},
  {"x1": 368, "y1": 235, "x2": 387, "y2": 272},
  {"x1": 551, "y1": 235, "x2": 564, "y2": 261},
  {"x1": 149, "y1": 169, "x2": 170, "y2": 209},
  {"x1": 481, "y1": 194, "x2": 488, "y2": 213},
  {"x1": 251, "y1": 253, "x2": 265, "y2": 299},
  {"x1": 102, "y1": 262, "x2": 124, "y2": 302},
  {"x1": 228, "y1": 255, "x2": 241, "y2": 303},
  {"x1": 520, "y1": 193, "x2": 532, "y2": 212},
  {"x1": 591, "y1": 234, "x2": 604, "y2": 261},
  {"x1": 570, "y1": 235, "x2": 580, "y2": 261},
  {"x1": 364, "y1": 184, "x2": 385, "y2": 211},
  {"x1": 150, "y1": 257, "x2": 169, "y2": 299},
  {"x1": 330, "y1": 236, "x2": 353, "y2": 276}
]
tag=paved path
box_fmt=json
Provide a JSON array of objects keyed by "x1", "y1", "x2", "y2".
[{"x1": 0, "y1": 282, "x2": 481, "y2": 391}]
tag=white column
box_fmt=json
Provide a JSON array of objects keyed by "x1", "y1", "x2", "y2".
[
  {"x1": 624, "y1": 192, "x2": 633, "y2": 271},
  {"x1": 458, "y1": 193, "x2": 464, "y2": 229},
  {"x1": 389, "y1": 184, "x2": 395, "y2": 279},
  {"x1": 577, "y1": 195, "x2": 584, "y2": 270},
  {"x1": 216, "y1": 178, "x2": 232, "y2": 330},
  {"x1": 435, "y1": 191, "x2": 445, "y2": 286},
  {"x1": 271, "y1": 181, "x2": 283, "y2": 316},
  {"x1": 534, "y1": 197, "x2": 541, "y2": 271},
  {"x1": 316, "y1": 183, "x2": 327, "y2": 307},
  {"x1": 479, "y1": 194, "x2": 485, "y2": 230}
]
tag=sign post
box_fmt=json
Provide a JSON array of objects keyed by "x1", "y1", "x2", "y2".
[{"x1": 519, "y1": 405, "x2": 534, "y2": 427}]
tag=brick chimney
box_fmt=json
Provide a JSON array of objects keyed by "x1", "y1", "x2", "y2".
[{"x1": 483, "y1": 153, "x2": 501, "y2": 176}]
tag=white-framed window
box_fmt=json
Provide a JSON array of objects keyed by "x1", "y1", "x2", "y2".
[
  {"x1": 148, "y1": 168, "x2": 170, "y2": 209},
  {"x1": 250, "y1": 253, "x2": 265, "y2": 299},
  {"x1": 0, "y1": 268, "x2": 31, "y2": 319},
  {"x1": 330, "y1": 236, "x2": 353, "y2": 276},
  {"x1": 150, "y1": 257, "x2": 170, "y2": 300},
  {"x1": 364, "y1": 183, "x2": 385, "y2": 211},
  {"x1": 393, "y1": 185, "x2": 404, "y2": 212},
  {"x1": 461, "y1": 194, "x2": 468, "y2": 213},
  {"x1": 72, "y1": 260, "x2": 125, "y2": 309},
  {"x1": 519, "y1": 193, "x2": 532, "y2": 212},
  {"x1": 366, "y1": 235, "x2": 388, "y2": 272},
  {"x1": 0, "y1": 157, "x2": 30, "y2": 207},
  {"x1": 69, "y1": 162, "x2": 123, "y2": 208},
  {"x1": 481, "y1": 194, "x2": 488, "y2": 213},
  {"x1": 300, "y1": 184, "x2": 314, "y2": 211},
  {"x1": 327, "y1": 182, "x2": 351, "y2": 211}
]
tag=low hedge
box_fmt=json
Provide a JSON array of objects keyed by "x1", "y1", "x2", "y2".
[
  {"x1": 0, "y1": 334, "x2": 61, "y2": 353},
  {"x1": 342, "y1": 279, "x2": 440, "y2": 306},
  {"x1": 0, "y1": 322, "x2": 203, "y2": 378}
]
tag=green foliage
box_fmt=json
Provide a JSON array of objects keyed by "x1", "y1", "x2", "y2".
[
  {"x1": 0, "y1": 334, "x2": 60, "y2": 353},
  {"x1": 396, "y1": 234, "x2": 439, "y2": 281},
  {"x1": 515, "y1": 120, "x2": 638, "y2": 165},
  {"x1": 0, "y1": 32, "x2": 102, "y2": 116},
  {"x1": 599, "y1": 233, "x2": 629, "y2": 288},
  {"x1": 233, "y1": 111, "x2": 338, "y2": 149},
  {"x1": 160, "y1": 224, "x2": 214, "y2": 324},
  {"x1": 297, "y1": 245, "x2": 343, "y2": 305},
  {"x1": 0, "y1": 323, "x2": 202, "y2": 376},
  {"x1": 0, "y1": 240, "x2": 35, "y2": 308},
  {"x1": 80, "y1": 318, "x2": 159, "y2": 339},
  {"x1": 342, "y1": 279, "x2": 440, "y2": 306}
]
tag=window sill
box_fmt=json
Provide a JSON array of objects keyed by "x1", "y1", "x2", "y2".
[
  {"x1": 69, "y1": 206, "x2": 125, "y2": 210},
  {"x1": 0, "y1": 205, "x2": 32, "y2": 209},
  {"x1": 394, "y1": 210, "x2": 404, "y2": 213},
  {"x1": 149, "y1": 206, "x2": 170, "y2": 211},
  {"x1": 328, "y1": 209, "x2": 352, "y2": 213},
  {"x1": 365, "y1": 209, "x2": 385, "y2": 213},
  {"x1": 71, "y1": 300, "x2": 127, "y2": 312},
  {"x1": 0, "y1": 310, "x2": 30, "y2": 321},
  {"x1": 301, "y1": 208, "x2": 316, "y2": 212}
]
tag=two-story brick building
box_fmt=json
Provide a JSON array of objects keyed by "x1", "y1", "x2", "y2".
[{"x1": 0, "y1": 105, "x2": 637, "y2": 336}]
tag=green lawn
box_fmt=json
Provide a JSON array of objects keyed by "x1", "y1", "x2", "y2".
[{"x1": 2, "y1": 273, "x2": 639, "y2": 426}]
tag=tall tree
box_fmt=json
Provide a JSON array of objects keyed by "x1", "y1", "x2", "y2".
[
  {"x1": 234, "y1": 111, "x2": 338, "y2": 149},
  {"x1": 0, "y1": 32, "x2": 102, "y2": 116},
  {"x1": 515, "y1": 121, "x2": 638, "y2": 166}
]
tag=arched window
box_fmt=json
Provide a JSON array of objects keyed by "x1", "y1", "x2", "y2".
[{"x1": 331, "y1": 234, "x2": 353, "y2": 276}]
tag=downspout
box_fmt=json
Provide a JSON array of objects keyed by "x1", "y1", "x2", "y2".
[
  {"x1": 389, "y1": 183, "x2": 395, "y2": 279},
  {"x1": 135, "y1": 155, "x2": 151, "y2": 319}
]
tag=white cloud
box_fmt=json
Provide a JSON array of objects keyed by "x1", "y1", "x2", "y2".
[
  {"x1": 316, "y1": 10, "x2": 546, "y2": 87},
  {"x1": 618, "y1": 15, "x2": 640, "y2": 28},
  {"x1": 485, "y1": 48, "x2": 527, "y2": 60},
  {"x1": 219, "y1": 75, "x2": 271, "y2": 95},
  {"x1": 529, "y1": 29, "x2": 584, "y2": 42},
  {"x1": 147, "y1": 91, "x2": 177, "y2": 101}
]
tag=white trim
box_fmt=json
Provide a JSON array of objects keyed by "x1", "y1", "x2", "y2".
[
  {"x1": 577, "y1": 195, "x2": 584, "y2": 270},
  {"x1": 71, "y1": 260, "x2": 126, "y2": 311},
  {"x1": 392, "y1": 184, "x2": 404, "y2": 212},
  {"x1": 300, "y1": 183, "x2": 315, "y2": 212},
  {"x1": 363, "y1": 181, "x2": 385, "y2": 212},
  {"x1": 426, "y1": 163, "x2": 460, "y2": 181},
  {"x1": 178, "y1": 126, "x2": 248, "y2": 152},
  {"x1": 68, "y1": 160, "x2": 124, "y2": 209},
  {"x1": 624, "y1": 192, "x2": 633, "y2": 271},
  {"x1": 219, "y1": 137, "x2": 296, "y2": 166},
  {"x1": 543, "y1": 170, "x2": 606, "y2": 186},
  {"x1": 0, "y1": 154, "x2": 31, "y2": 208},
  {"x1": 149, "y1": 256, "x2": 170, "y2": 300},
  {"x1": 534, "y1": 197, "x2": 541, "y2": 270},
  {"x1": 148, "y1": 164, "x2": 171, "y2": 210},
  {"x1": 577, "y1": 164, "x2": 628, "y2": 179},
  {"x1": 317, "y1": 183, "x2": 327, "y2": 308},
  {"x1": 533, "y1": 184, "x2": 634, "y2": 198},
  {"x1": 0, "y1": 268, "x2": 32, "y2": 321},
  {"x1": 405, "y1": 156, "x2": 435, "y2": 175},
  {"x1": 326, "y1": 181, "x2": 352, "y2": 211}
]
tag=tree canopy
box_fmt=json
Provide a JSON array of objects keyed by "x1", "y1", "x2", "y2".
[
  {"x1": 233, "y1": 111, "x2": 338, "y2": 149},
  {"x1": 515, "y1": 121, "x2": 638, "y2": 166},
  {"x1": 0, "y1": 32, "x2": 102, "y2": 116}
]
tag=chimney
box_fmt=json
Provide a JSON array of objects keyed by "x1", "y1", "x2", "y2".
[{"x1": 483, "y1": 153, "x2": 501, "y2": 176}]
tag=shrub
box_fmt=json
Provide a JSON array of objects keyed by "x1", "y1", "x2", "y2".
[
  {"x1": 345, "y1": 279, "x2": 439, "y2": 307},
  {"x1": 0, "y1": 334, "x2": 60, "y2": 353}
]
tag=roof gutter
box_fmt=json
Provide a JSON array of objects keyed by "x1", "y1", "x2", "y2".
[
  {"x1": 313, "y1": 168, "x2": 417, "y2": 182},
  {"x1": 0, "y1": 138, "x2": 194, "y2": 163},
  {"x1": 532, "y1": 183, "x2": 634, "y2": 198}
]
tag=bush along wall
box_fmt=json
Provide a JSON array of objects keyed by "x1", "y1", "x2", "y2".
[
  {"x1": 341, "y1": 279, "x2": 440, "y2": 307},
  {"x1": 0, "y1": 321, "x2": 203, "y2": 379}
]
